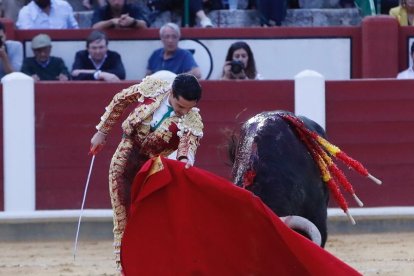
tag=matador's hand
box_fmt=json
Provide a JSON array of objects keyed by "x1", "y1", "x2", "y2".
[
  {"x1": 90, "y1": 131, "x2": 107, "y2": 155},
  {"x1": 180, "y1": 158, "x2": 192, "y2": 169}
]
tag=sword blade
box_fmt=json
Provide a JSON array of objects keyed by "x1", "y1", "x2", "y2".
[{"x1": 73, "y1": 154, "x2": 96, "y2": 261}]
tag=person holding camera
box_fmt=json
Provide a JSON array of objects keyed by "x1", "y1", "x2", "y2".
[
  {"x1": 221, "y1": 41, "x2": 262, "y2": 80},
  {"x1": 0, "y1": 22, "x2": 23, "y2": 78}
]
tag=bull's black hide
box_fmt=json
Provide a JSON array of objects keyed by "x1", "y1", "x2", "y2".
[{"x1": 230, "y1": 111, "x2": 329, "y2": 247}]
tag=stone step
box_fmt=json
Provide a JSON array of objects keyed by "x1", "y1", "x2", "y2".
[
  {"x1": 75, "y1": 8, "x2": 361, "y2": 28},
  {"x1": 68, "y1": 0, "x2": 250, "y2": 12}
]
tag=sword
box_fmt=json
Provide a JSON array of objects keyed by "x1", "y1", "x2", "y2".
[{"x1": 73, "y1": 154, "x2": 96, "y2": 261}]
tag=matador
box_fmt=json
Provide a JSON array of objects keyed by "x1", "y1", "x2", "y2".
[{"x1": 89, "y1": 73, "x2": 204, "y2": 270}]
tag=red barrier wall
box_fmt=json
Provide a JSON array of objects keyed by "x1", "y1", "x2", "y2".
[
  {"x1": 30, "y1": 80, "x2": 294, "y2": 210},
  {"x1": 0, "y1": 86, "x2": 2, "y2": 210},
  {"x1": 326, "y1": 79, "x2": 414, "y2": 207},
  {"x1": 361, "y1": 16, "x2": 399, "y2": 78},
  {"x1": 2, "y1": 80, "x2": 414, "y2": 210}
]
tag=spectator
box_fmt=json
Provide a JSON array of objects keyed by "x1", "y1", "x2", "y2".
[
  {"x1": 397, "y1": 42, "x2": 414, "y2": 79},
  {"x1": 0, "y1": 0, "x2": 21, "y2": 22},
  {"x1": 221, "y1": 41, "x2": 262, "y2": 80},
  {"x1": 204, "y1": 0, "x2": 225, "y2": 10},
  {"x1": 389, "y1": 0, "x2": 414, "y2": 25},
  {"x1": 91, "y1": 0, "x2": 149, "y2": 30},
  {"x1": 21, "y1": 33, "x2": 70, "y2": 81},
  {"x1": 82, "y1": 0, "x2": 106, "y2": 10},
  {"x1": 381, "y1": 0, "x2": 399, "y2": 14},
  {"x1": 72, "y1": 30, "x2": 125, "y2": 81},
  {"x1": 16, "y1": 0, "x2": 79, "y2": 29},
  {"x1": 255, "y1": 0, "x2": 287, "y2": 26},
  {"x1": 146, "y1": 23, "x2": 201, "y2": 79},
  {"x1": 0, "y1": 21, "x2": 23, "y2": 78},
  {"x1": 147, "y1": 0, "x2": 214, "y2": 27}
]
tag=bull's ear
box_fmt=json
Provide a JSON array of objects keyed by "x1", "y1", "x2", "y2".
[{"x1": 297, "y1": 116, "x2": 326, "y2": 137}]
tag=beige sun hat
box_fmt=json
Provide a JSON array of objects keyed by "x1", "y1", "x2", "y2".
[{"x1": 31, "y1": 34, "x2": 52, "y2": 49}]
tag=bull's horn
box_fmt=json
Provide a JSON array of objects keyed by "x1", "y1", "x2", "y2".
[{"x1": 280, "y1": 216, "x2": 322, "y2": 246}]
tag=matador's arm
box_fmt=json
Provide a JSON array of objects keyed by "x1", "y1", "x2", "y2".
[
  {"x1": 176, "y1": 108, "x2": 204, "y2": 165},
  {"x1": 96, "y1": 77, "x2": 170, "y2": 134},
  {"x1": 96, "y1": 84, "x2": 141, "y2": 134}
]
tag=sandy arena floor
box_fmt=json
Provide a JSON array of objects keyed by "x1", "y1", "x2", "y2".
[{"x1": 0, "y1": 232, "x2": 413, "y2": 275}]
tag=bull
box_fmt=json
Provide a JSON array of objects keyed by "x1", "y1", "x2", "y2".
[{"x1": 228, "y1": 110, "x2": 381, "y2": 247}]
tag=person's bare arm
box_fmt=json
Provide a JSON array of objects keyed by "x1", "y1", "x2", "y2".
[
  {"x1": 92, "y1": 18, "x2": 119, "y2": 30},
  {"x1": 187, "y1": 67, "x2": 202, "y2": 79},
  {"x1": 0, "y1": 46, "x2": 13, "y2": 74},
  {"x1": 118, "y1": 14, "x2": 147, "y2": 29},
  {"x1": 72, "y1": 69, "x2": 95, "y2": 77},
  {"x1": 57, "y1": 73, "x2": 69, "y2": 81},
  {"x1": 82, "y1": 0, "x2": 92, "y2": 9},
  {"x1": 97, "y1": 71, "x2": 120, "y2": 82}
]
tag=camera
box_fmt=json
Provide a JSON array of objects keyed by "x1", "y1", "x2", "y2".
[{"x1": 230, "y1": 60, "x2": 244, "y2": 74}]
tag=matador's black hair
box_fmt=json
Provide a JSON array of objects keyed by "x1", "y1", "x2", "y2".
[{"x1": 172, "y1": 73, "x2": 202, "y2": 102}]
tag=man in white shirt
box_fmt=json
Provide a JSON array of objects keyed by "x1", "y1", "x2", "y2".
[
  {"x1": 397, "y1": 42, "x2": 414, "y2": 79},
  {"x1": 16, "y1": 0, "x2": 79, "y2": 29}
]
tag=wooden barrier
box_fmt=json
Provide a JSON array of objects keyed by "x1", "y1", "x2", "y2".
[
  {"x1": 326, "y1": 79, "x2": 414, "y2": 207},
  {"x1": 1, "y1": 79, "x2": 414, "y2": 210}
]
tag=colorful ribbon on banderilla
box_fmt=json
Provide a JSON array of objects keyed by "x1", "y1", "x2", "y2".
[{"x1": 279, "y1": 114, "x2": 382, "y2": 225}]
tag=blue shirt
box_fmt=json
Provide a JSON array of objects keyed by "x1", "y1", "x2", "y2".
[{"x1": 147, "y1": 48, "x2": 198, "y2": 75}]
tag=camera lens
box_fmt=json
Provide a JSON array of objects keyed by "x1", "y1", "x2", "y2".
[{"x1": 230, "y1": 60, "x2": 244, "y2": 74}]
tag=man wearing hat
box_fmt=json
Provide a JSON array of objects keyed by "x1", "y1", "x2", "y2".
[{"x1": 21, "y1": 33, "x2": 70, "y2": 81}]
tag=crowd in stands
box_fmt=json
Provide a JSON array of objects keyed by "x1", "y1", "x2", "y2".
[
  {"x1": 0, "y1": 17, "x2": 259, "y2": 81},
  {"x1": 3, "y1": 0, "x2": 404, "y2": 29},
  {"x1": 0, "y1": 0, "x2": 412, "y2": 80},
  {"x1": 0, "y1": 0, "x2": 407, "y2": 29}
]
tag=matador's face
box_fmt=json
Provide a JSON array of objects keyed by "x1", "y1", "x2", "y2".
[{"x1": 168, "y1": 94, "x2": 197, "y2": 117}]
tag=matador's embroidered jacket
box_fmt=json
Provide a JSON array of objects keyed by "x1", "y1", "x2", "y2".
[{"x1": 96, "y1": 76, "x2": 203, "y2": 163}]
